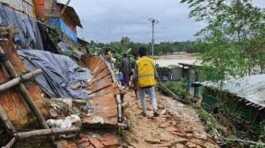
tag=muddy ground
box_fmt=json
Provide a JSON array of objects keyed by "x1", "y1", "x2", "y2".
[{"x1": 123, "y1": 91, "x2": 219, "y2": 148}]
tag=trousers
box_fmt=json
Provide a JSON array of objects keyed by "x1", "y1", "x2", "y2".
[{"x1": 138, "y1": 87, "x2": 158, "y2": 114}]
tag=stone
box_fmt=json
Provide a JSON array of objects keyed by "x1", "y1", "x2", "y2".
[
  {"x1": 193, "y1": 132, "x2": 208, "y2": 140},
  {"x1": 159, "y1": 122, "x2": 171, "y2": 128},
  {"x1": 160, "y1": 109, "x2": 167, "y2": 115},
  {"x1": 190, "y1": 139, "x2": 204, "y2": 146},
  {"x1": 101, "y1": 133, "x2": 120, "y2": 147},
  {"x1": 174, "y1": 137, "x2": 188, "y2": 143},
  {"x1": 79, "y1": 143, "x2": 93, "y2": 148},
  {"x1": 203, "y1": 142, "x2": 219, "y2": 148},
  {"x1": 91, "y1": 116, "x2": 105, "y2": 124},
  {"x1": 175, "y1": 143, "x2": 185, "y2": 148},
  {"x1": 88, "y1": 137, "x2": 104, "y2": 148},
  {"x1": 158, "y1": 104, "x2": 165, "y2": 109},
  {"x1": 56, "y1": 140, "x2": 77, "y2": 148},
  {"x1": 78, "y1": 137, "x2": 89, "y2": 144},
  {"x1": 145, "y1": 138, "x2": 161, "y2": 144},
  {"x1": 186, "y1": 142, "x2": 197, "y2": 148},
  {"x1": 166, "y1": 126, "x2": 178, "y2": 132}
]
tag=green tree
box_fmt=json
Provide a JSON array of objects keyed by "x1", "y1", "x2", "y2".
[{"x1": 181, "y1": 0, "x2": 265, "y2": 81}]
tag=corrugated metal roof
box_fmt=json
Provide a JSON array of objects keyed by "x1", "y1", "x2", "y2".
[
  {"x1": 201, "y1": 74, "x2": 265, "y2": 108},
  {"x1": 56, "y1": 2, "x2": 82, "y2": 27}
]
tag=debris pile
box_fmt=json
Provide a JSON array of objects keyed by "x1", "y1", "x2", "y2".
[{"x1": 0, "y1": 33, "x2": 123, "y2": 147}]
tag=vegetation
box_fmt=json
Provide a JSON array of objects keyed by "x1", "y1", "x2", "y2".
[
  {"x1": 181, "y1": 0, "x2": 265, "y2": 81},
  {"x1": 88, "y1": 37, "x2": 197, "y2": 56},
  {"x1": 161, "y1": 81, "x2": 188, "y2": 98}
]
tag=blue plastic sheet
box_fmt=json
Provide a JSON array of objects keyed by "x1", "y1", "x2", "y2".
[
  {"x1": 48, "y1": 17, "x2": 78, "y2": 42},
  {"x1": 0, "y1": 3, "x2": 43, "y2": 49},
  {"x1": 18, "y1": 49, "x2": 93, "y2": 100}
]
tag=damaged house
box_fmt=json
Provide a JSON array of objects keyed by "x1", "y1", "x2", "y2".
[
  {"x1": 0, "y1": 0, "x2": 124, "y2": 147},
  {"x1": 35, "y1": 0, "x2": 82, "y2": 43}
]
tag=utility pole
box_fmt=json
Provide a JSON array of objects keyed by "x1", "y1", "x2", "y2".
[{"x1": 148, "y1": 18, "x2": 159, "y2": 56}]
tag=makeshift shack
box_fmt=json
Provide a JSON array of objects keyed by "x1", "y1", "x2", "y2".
[
  {"x1": 0, "y1": 30, "x2": 123, "y2": 147},
  {"x1": 0, "y1": 0, "x2": 124, "y2": 147},
  {"x1": 200, "y1": 74, "x2": 265, "y2": 122},
  {"x1": 0, "y1": 1, "x2": 43, "y2": 49}
]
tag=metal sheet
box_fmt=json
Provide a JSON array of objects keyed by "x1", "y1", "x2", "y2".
[{"x1": 201, "y1": 74, "x2": 265, "y2": 108}]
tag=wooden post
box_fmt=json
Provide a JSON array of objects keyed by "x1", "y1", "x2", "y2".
[
  {"x1": 15, "y1": 127, "x2": 80, "y2": 139},
  {"x1": 116, "y1": 94, "x2": 123, "y2": 123},
  {"x1": 0, "y1": 69, "x2": 42, "y2": 92},
  {"x1": 193, "y1": 70, "x2": 200, "y2": 97}
]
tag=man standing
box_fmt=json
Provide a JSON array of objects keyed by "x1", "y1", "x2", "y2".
[{"x1": 136, "y1": 47, "x2": 159, "y2": 117}]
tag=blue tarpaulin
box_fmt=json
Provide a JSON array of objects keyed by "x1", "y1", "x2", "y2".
[
  {"x1": 48, "y1": 17, "x2": 78, "y2": 42},
  {"x1": 18, "y1": 49, "x2": 92, "y2": 100},
  {"x1": 0, "y1": 3, "x2": 43, "y2": 49}
]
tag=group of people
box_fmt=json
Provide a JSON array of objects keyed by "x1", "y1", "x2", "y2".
[{"x1": 120, "y1": 47, "x2": 159, "y2": 117}]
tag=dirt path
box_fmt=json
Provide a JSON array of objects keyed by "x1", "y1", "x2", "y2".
[{"x1": 123, "y1": 91, "x2": 219, "y2": 148}]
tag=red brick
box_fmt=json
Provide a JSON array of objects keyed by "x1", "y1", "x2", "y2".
[
  {"x1": 101, "y1": 134, "x2": 119, "y2": 147},
  {"x1": 79, "y1": 143, "x2": 93, "y2": 148},
  {"x1": 56, "y1": 140, "x2": 78, "y2": 148},
  {"x1": 88, "y1": 137, "x2": 104, "y2": 148}
]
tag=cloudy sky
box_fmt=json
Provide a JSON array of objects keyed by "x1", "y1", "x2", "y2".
[{"x1": 59, "y1": 0, "x2": 265, "y2": 43}]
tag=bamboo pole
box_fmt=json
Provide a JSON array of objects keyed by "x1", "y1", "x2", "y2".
[
  {"x1": 0, "y1": 34, "x2": 55, "y2": 147},
  {"x1": 0, "y1": 47, "x2": 49, "y2": 129},
  {"x1": 2, "y1": 137, "x2": 16, "y2": 148},
  {"x1": 15, "y1": 127, "x2": 80, "y2": 139},
  {"x1": 158, "y1": 83, "x2": 184, "y2": 103},
  {"x1": 116, "y1": 94, "x2": 123, "y2": 123},
  {"x1": 224, "y1": 137, "x2": 265, "y2": 146},
  {"x1": 0, "y1": 106, "x2": 16, "y2": 133},
  {"x1": 0, "y1": 69, "x2": 42, "y2": 92}
]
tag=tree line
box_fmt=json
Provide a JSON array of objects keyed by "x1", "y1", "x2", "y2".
[{"x1": 88, "y1": 37, "x2": 198, "y2": 56}]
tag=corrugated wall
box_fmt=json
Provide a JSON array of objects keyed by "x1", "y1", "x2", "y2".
[{"x1": 0, "y1": 0, "x2": 35, "y2": 17}]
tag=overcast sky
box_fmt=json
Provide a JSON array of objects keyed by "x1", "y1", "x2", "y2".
[{"x1": 59, "y1": 0, "x2": 265, "y2": 43}]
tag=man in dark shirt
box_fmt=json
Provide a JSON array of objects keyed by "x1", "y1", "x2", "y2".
[{"x1": 121, "y1": 53, "x2": 131, "y2": 87}]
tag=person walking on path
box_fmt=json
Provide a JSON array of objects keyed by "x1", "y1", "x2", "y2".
[
  {"x1": 121, "y1": 53, "x2": 131, "y2": 87},
  {"x1": 136, "y1": 47, "x2": 159, "y2": 117}
]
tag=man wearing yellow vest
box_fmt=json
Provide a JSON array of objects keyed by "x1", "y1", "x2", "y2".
[{"x1": 136, "y1": 47, "x2": 159, "y2": 117}]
